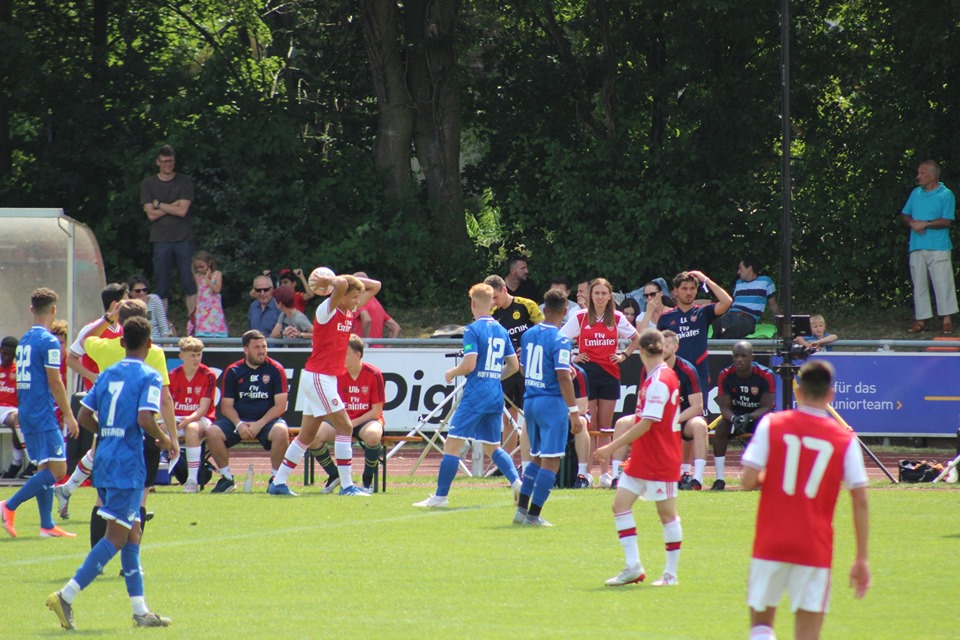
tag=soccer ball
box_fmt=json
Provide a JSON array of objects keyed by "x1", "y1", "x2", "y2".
[{"x1": 308, "y1": 267, "x2": 335, "y2": 296}]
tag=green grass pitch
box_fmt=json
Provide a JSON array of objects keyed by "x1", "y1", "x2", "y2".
[{"x1": 1, "y1": 480, "x2": 957, "y2": 638}]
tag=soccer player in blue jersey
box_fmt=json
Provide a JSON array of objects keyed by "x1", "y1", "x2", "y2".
[
  {"x1": 414, "y1": 283, "x2": 520, "y2": 508},
  {"x1": 47, "y1": 316, "x2": 174, "y2": 629},
  {"x1": 656, "y1": 270, "x2": 732, "y2": 394},
  {"x1": 1, "y1": 288, "x2": 79, "y2": 539},
  {"x1": 514, "y1": 288, "x2": 581, "y2": 526}
]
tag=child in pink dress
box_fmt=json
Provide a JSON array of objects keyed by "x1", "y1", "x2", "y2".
[{"x1": 189, "y1": 251, "x2": 228, "y2": 337}]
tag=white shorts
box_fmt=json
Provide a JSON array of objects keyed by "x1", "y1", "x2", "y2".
[
  {"x1": 176, "y1": 416, "x2": 211, "y2": 439},
  {"x1": 0, "y1": 406, "x2": 16, "y2": 425},
  {"x1": 617, "y1": 473, "x2": 677, "y2": 502},
  {"x1": 301, "y1": 372, "x2": 345, "y2": 418},
  {"x1": 746, "y1": 558, "x2": 832, "y2": 614}
]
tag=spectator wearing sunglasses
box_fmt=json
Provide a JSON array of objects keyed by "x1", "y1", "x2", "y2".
[
  {"x1": 635, "y1": 282, "x2": 670, "y2": 331},
  {"x1": 248, "y1": 275, "x2": 281, "y2": 334},
  {"x1": 127, "y1": 275, "x2": 174, "y2": 339}
]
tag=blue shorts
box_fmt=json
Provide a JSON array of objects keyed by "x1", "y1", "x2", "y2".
[
  {"x1": 214, "y1": 417, "x2": 287, "y2": 450},
  {"x1": 524, "y1": 395, "x2": 568, "y2": 457},
  {"x1": 96, "y1": 487, "x2": 144, "y2": 530},
  {"x1": 448, "y1": 407, "x2": 502, "y2": 445},
  {"x1": 23, "y1": 429, "x2": 67, "y2": 465}
]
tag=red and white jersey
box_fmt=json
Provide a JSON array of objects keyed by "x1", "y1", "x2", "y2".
[
  {"x1": 742, "y1": 408, "x2": 868, "y2": 568},
  {"x1": 624, "y1": 363, "x2": 681, "y2": 482},
  {"x1": 169, "y1": 363, "x2": 218, "y2": 421},
  {"x1": 305, "y1": 298, "x2": 355, "y2": 376},
  {"x1": 560, "y1": 309, "x2": 637, "y2": 379},
  {"x1": 0, "y1": 360, "x2": 17, "y2": 408},
  {"x1": 70, "y1": 319, "x2": 122, "y2": 390},
  {"x1": 339, "y1": 362, "x2": 385, "y2": 422}
]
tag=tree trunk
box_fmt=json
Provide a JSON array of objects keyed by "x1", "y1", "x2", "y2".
[
  {"x1": 405, "y1": 0, "x2": 467, "y2": 248},
  {"x1": 360, "y1": 0, "x2": 416, "y2": 206}
]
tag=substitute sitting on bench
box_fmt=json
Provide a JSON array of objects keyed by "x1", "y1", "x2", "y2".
[
  {"x1": 712, "y1": 341, "x2": 775, "y2": 491},
  {"x1": 206, "y1": 330, "x2": 289, "y2": 493}
]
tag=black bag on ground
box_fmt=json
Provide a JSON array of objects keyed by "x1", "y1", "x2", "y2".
[{"x1": 898, "y1": 459, "x2": 940, "y2": 483}]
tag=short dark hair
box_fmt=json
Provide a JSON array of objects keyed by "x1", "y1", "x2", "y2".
[
  {"x1": 1, "y1": 336, "x2": 18, "y2": 350},
  {"x1": 798, "y1": 360, "x2": 834, "y2": 399},
  {"x1": 740, "y1": 255, "x2": 761, "y2": 274},
  {"x1": 31, "y1": 288, "x2": 58, "y2": 315},
  {"x1": 101, "y1": 283, "x2": 128, "y2": 311},
  {"x1": 542, "y1": 288, "x2": 568, "y2": 315},
  {"x1": 672, "y1": 271, "x2": 697, "y2": 289},
  {"x1": 242, "y1": 329, "x2": 266, "y2": 347},
  {"x1": 638, "y1": 328, "x2": 665, "y2": 355},
  {"x1": 507, "y1": 256, "x2": 527, "y2": 272},
  {"x1": 549, "y1": 276, "x2": 569, "y2": 289},
  {"x1": 122, "y1": 316, "x2": 152, "y2": 351},
  {"x1": 127, "y1": 274, "x2": 149, "y2": 290},
  {"x1": 156, "y1": 144, "x2": 176, "y2": 159}
]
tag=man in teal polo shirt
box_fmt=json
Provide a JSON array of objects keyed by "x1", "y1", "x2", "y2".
[{"x1": 901, "y1": 159, "x2": 957, "y2": 335}]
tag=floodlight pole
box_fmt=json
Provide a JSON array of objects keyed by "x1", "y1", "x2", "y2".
[{"x1": 777, "y1": 0, "x2": 798, "y2": 411}]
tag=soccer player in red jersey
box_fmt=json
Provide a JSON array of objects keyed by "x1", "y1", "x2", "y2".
[
  {"x1": 740, "y1": 360, "x2": 870, "y2": 640},
  {"x1": 269, "y1": 272, "x2": 381, "y2": 496},
  {"x1": 168, "y1": 337, "x2": 217, "y2": 493},
  {"x1": 595, "y1": 328, "x2": 682, "y2": 587},
  {"x1": 0, "y1": 336, "x2": 25, "y2": 478},
  {"x1": 308, "y1": 334, "x2": 386, "y2": 493}
]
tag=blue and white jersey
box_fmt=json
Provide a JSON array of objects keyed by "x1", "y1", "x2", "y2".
[
  {"x1": 521, "y1": 323, "x2": 571, "y2": 399},
  {"x1": 459, "y1": 316, "x2": 511, "y2": 414},
  {"x1": 82, "y1": 358, "x2": 162, "y2": 490},
  {"x1": 16, "y1": 325, "x2": 62, "y2": 434},
  {"x1": 730, "y1": 276, "x2": 777, "y2": 321}
]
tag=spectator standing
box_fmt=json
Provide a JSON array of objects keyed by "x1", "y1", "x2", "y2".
[
  {"x1": 539, "y1": 277, "x2": 580, "y2": 326},
  {"x1": 248, "y1": 275, "x2": 280, "y2": 334},
  {"x1": 901, "y1": 159, "x2": 957, "y2": 334},
  {"x1": 657, "y1": 270, "x2": 732, "y2": 394},
  {"x1": 504, "y1": 256, "x2": 540, "y2": 301},
  {"x1": 140, "y1": 144, "x2": 196, "y2": 318},
  {"x1": 712, "y1": 341, "x2": 775, "y2": 491},
  {"x1": 717, "y1": 257, "x2": 779, "y2": 339},
  {"x1": 189, "y1": 251, "x2": 228, "y2": 338},
  {"x1": 561, "y1": 278, "x2": 639, "y2": 488},
  {"x1": 127, "y1": 275, "x2": 174, "y2": 339},
  {"x1": 741, "y1": 360, "x2": 870, "y2": 640},
  {"x1": 351, "y1": 271, "x2": 401, "y2": 343}
]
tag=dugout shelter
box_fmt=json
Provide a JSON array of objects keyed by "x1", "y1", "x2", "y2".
[{"x1": 0, "y1": 208, "x2": 106, "y2": 468}]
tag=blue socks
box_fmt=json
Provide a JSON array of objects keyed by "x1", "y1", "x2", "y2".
[
  {"x1": 74, "y1": 538, "x2": 119, "y2": 590},
  {"x1": 491, "y1": 448, "x2": 519, "y2": 483},
  {"x1": 6, "y1": 468, "x2": 55, "y2": 512},
  {"x1": 36, "y1": 484, "x2": 55, "y2": 530},
  {"x1": 436, "y1": 454, "x2": 460, "y2": 497},
  {"x1": 121, "y1": 544, "x2": 144, "y2": 597},
  {"x1": 530, "y1": 468, "x2": 556, "y2": 514}
]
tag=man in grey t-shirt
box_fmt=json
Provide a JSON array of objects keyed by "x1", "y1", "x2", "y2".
[
  {"x1": 270, "y1": 286, "x2": 313, "y2": 341},
  {"x1": 140, "y1": 144, "x2": 197, "y2": 318}
]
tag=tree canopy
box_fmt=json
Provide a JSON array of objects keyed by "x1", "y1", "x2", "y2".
[{"x1": 1, "y1": 0, "x2": 956, "y2": 309}]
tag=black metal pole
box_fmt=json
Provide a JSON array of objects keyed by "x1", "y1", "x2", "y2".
[{"x1": 778, "y1": 0, "x2": 796, "y2": 411}]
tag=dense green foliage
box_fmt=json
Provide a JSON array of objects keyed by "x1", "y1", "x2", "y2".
[{"x1": 2, "y1": 1, "x2": 958, "y2": 309}]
